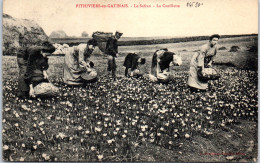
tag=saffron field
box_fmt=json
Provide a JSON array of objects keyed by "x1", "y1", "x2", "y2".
[{"x1": 2, "y1": 36, "x2": 258, "y2": 162}]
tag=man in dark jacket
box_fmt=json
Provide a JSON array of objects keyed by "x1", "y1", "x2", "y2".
[
  {"x1": 123, "y1": 53, "x2": 146, "y2": 77},
  {"x1": 105, "y1": 30, "x2": 123, "y2": 79}
]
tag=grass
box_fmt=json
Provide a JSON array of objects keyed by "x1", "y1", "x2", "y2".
[
  {"x1": 3, "y1": 36, "x2": 258, "y2": 80},
  {"x1": 50, "y1": 34, "x2": 257, "y2": 47}
]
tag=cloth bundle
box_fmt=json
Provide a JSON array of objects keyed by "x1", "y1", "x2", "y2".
[
  {"x1": 33, "y1": 82, "x2": 59, "y2": 96},
  {"x1": 157, "y1": 71, "x2": 170, "y2": 83},
  {"x1": 146, "y1": 71, "x2": 170, "y2": 83},
  {"x1": 157, "y1": 72, "x2": 170, "y2": 80},
  {"x1": 130, "y1": 69, "x2": 143, "y2": 77}
]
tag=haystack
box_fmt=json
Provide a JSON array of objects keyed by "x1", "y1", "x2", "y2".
[{"x1": 3, "y1": 14, "x2": 50, "y2": 56}]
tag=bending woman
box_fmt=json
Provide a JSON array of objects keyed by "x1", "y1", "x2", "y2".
[
  {"x1": 123, "y1": 53, "x2": 146, "y2": 77},
  {"x1": 63, "y1": 39, "x2": 98, "y2": 85},
  {"x1": 24, "y1": 45, "x2": 55, "y2": 97},
  {"x1": 150, "y1": 48, "x2": 182, "y2": 83}
]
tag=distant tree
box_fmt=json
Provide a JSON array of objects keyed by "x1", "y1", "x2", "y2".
[{"x1": 81, "y1": 31, "x2": 89, "y2": 37}]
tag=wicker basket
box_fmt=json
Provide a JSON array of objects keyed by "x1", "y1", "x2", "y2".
[
  {"x1": 198, "y1": 68, "x2": 220, "y2": 81},
  {"x1": 81, "y1": 69, "x2": 97, "y2": 81}
]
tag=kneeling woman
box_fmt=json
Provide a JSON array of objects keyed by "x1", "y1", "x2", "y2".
[
  {"x1": 123, "y1": 53, "x2": 146, "y2": 77},
  {"x1": 63, "y1": 39, "x2": 98, "y2": 85},
  {"x1": 150, "y1": 48, "x2": 182, "y2": 83},
  {"x1": 24, "y1": 45, "x2": 58, "y2": 98}
]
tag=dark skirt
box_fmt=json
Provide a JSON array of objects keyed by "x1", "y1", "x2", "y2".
[
  {"x1": 17, "y1": 57, "x2": 29, "y2": 96},
  {"x1": 30, "y1": 69, "x2": 49, "y2": 87},
  {"x1": 123, "y1": 53, "x2": 139, "y2": 69},
  {"x1": 123, "y1": 54, "x2": 132, "y2": 68}
]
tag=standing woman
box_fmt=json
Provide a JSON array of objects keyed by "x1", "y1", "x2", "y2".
[{"x1": 187, "y1": 34, "x2": 220, "y2": 92}]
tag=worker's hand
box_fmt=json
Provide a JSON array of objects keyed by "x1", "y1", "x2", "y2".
[
  {"x1": 29, "y1": 85, "x2": 35, "y2": 98},
  {"x1": 43, "y1": 70, "x2": 48, "y2": 79},
  {"x1": 130, "y1": 71, "x2": 134, "y2": 77},
  {"x1": 162, "y1": 70, "x2": 169, "y2": 76},
  {"x1": 201, "y1": 68, "x2": 206, "y2": 76},
  {"x1": 208, "y1": 60, "x2": 214, "y2": 67},
  {"x1": 89, "y1": 71, "x2": 97, "y2": 77},
  {"x1": 85, "y1": 67, "x2": 92, "y2": 73}
]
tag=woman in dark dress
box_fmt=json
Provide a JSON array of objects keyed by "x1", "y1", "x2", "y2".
[
  {"x1": 17, "y1": 38, "x2": 55, "y2": 98},
  {"x1": 24, "y1": 45, "x2": 55, "y2": 97}
]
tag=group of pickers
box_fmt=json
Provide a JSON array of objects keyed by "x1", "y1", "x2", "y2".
[{"x1": 16, "y1": 31, "x2": 220, "y2": 98}]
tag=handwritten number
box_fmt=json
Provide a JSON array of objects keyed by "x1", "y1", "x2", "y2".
[{"x1": 187, "y1": 2, "x2": 203, "y2": 8}]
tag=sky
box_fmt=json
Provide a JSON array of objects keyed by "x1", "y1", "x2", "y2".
[{"x1": 3, "y1": 0, "x2": 258, "y2": 37}]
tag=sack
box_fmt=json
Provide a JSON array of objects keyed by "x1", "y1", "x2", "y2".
[
  {"x1": 34, "y1": 82, "x2": 59, "y2": 96},
  {"x1": 198, "y1": 68, "x2": 220, "y2": 81},
  {"x1": 92, "y1": 31, "x2": 114, "y2": 52},
  {"x1": 92, "y1": 31, "x2": 113, "y2": 42}
]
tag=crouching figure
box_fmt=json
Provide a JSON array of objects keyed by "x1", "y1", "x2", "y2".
[
  {"x1": 123, "y1": 53, "x2": 146, "y2": 78},
  {"x1": 63, "y1": 39, "x2": 98, "y2": 85},
  {"x1": 148, "y1": 48, "x2": 182, "y2": 83},
  {"x1": 24, "y1": 44, "x2": 59, "y2": 98}
]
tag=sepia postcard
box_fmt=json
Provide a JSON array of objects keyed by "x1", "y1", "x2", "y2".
[{"x1": 2, "y1": 0, "x2": 258, "y2": 162}]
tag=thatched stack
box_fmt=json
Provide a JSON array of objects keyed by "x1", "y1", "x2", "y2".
[{"x1": 3, "y1": 14, "x2": 50, "y2": 56}]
